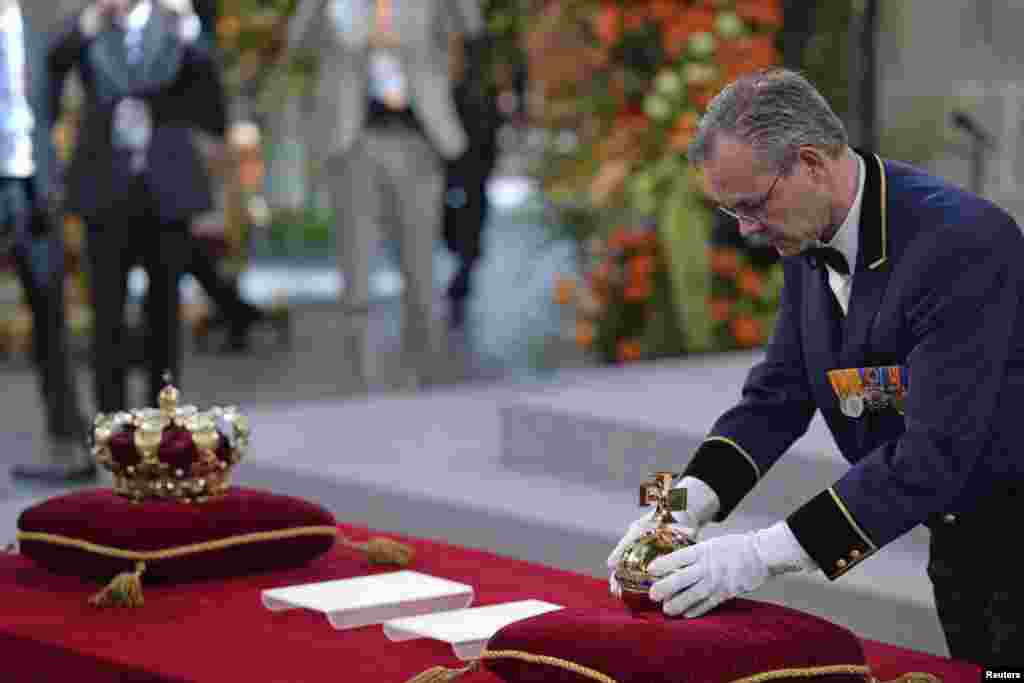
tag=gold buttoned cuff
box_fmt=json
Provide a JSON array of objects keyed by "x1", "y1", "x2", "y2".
[{"x1": 787, "y1": 487, "x2": 879, "y2": 580}]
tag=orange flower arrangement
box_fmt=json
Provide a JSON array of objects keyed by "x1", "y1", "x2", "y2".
[
  {"x1": 708, "y1": 242, "x2": 781, "y2": 349},
  {"x1": 557, "y1": 222, "x2": 679, "y2": 363},
  {"x1": 730, "y1": 315, "x2": 763, "y2": 348},
  {"x1": 534, "y1": 0, "x2": 784, "y2": 357}
]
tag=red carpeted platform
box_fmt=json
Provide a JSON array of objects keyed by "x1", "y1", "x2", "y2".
[{"x1": 0, "y1": 522, "x2": 981, "y2": 682}]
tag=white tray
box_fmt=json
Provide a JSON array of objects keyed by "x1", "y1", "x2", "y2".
[
  {"x1": 383, "y1": 599, "x2": 563, "y2": 660},
  {"x1": 261, "y1": 570, "x2": 475, "y2": 630}
]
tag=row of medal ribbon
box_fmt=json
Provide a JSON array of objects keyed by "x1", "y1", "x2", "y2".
[{"x1": 826, "y1": 365, "x2": 908, "y2": 418}]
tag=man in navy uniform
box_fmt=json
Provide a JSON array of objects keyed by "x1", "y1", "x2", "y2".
[
  {"x1": 608, "y1": 68, "x2": 1024, "y2": 666},
  {"x1": 2, "y1": 0, "x2": 94, "y2": 481}
]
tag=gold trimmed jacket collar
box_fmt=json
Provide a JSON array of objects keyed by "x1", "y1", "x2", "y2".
[{"x1": 853, "y1": 148, "x2": 888, "y2": 272}]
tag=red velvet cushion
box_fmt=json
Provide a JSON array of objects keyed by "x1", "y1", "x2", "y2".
[
  {"x1": 16, "y1": 487, "x2": 336, "y2": 583},
  {"x1": 484, "y1": 600, "x2": 870, "y2": 683}
]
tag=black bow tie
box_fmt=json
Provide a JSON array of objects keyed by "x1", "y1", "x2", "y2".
[{"x1": 805, "y1": 246, "x2": 850, "y2": 275}]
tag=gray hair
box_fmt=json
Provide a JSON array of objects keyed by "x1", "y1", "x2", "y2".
[{"x1": 688, "y1": 68, "x2": 848, "y2": 173}]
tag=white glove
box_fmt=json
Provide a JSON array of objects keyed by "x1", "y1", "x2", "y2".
[
  {"x1": 606, "y1": 476, "x2": 720, "y2": 598},
  {"x1": 647, "y1": 521, "x2": 817, "y2": 618}
]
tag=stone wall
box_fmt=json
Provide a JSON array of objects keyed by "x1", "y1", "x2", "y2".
[{"x1": 877, "y1": 0, "x2": 1024, "y2": 222}]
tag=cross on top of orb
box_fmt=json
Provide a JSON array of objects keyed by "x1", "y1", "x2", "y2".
[{"x1": 639, "y1": 471, "x2": 687, "y2": 525}]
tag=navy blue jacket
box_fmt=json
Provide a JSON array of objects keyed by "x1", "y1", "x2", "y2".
[
  {"x1": 684, "y1": 150, "x2": 1024, "y2": 579},
  {"x1": 48, "y1": 5, "x2": 226, "y2": 224}
]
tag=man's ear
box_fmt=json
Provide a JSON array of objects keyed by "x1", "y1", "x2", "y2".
[{"x1": 796, "y1": 146, "x2": 828, "y2": 180}]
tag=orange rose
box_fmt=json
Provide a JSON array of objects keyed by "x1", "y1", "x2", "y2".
[
  {"x1": 648, "y1": 0, "x2": 678, "y2": 23},
  {"x1": 607, "y1": 227, "x2": 630, "y2": 251},
  {"x1": 708, "y1": 298, "x2": 732, "y2": 322},
  {"x1": 629, "y1": 254, "x2": 656, "y2": 278},
  {"x1": 575, "y1": 320, "x2": 596, "y2": 348},
  {"x1": 735, "y1": 0, "x2": 783, "y2": 29},
  {"x1": 623, "y1": 10, "x2": 646, "y2": 32},
  {"x1": 553, "y1": 274, "x2": 576, "y2": 305},
  {"x1": 617, "y1": 339, "x2": 643, "y2": 363},
  {"x1": 730, "y1": 315, "x2": 763, "y2": 348},
  {"x1": 661, "y1": 21, "x2": 693, "y2": 59},
  {"x1": 736, "y1": 268, "x2": 764, "y2": 299},
  {"x1": 708, "y1": 247, "x2": 741, "y2": 279},
  {"x1": 669, "y1": 110, "x2": 700, "y2": 150},
  {"x1": 623, "y1": 280, "x2": 653, "y2": 302},
  {"x1": 682, "y1": 7, "x2": 717, "y2": 34},
  {"x1": 593, "y1": 4, "x2": 622, "y2": 45}
]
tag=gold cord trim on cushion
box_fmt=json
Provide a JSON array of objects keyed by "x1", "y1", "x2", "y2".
[
  {"x1": 16, "y1": 526, "x2": 340, "y2": 561},
  {"x1": 17, "y1": 527, "x2": 414, "y2": 567},
  {"x1": 403, "y1": 661, "x2": 480, "y2": 682},
  {"x1": 731, "y1": 664, "x2": 872, "y2": 682},
  {"x1": 440, "y1": 650, "x2": 876, "y2": 683}
]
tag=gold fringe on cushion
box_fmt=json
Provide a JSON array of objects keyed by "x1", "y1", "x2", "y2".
[
  {"x1": 89, "y1": 561, "x2": 146, "y2": 608},
  {"x1": 403, "y1": 661, "x2": 480, "y2": 683},
  {"x1": 17, "y1": 526, "x2": 339, "y2": 609},
  {"x1": 338, "y1": 535, "x2": 415, "y2": 566},
  {"x1": 878, "y1": 674, "x2": 942, "y2": 683}
]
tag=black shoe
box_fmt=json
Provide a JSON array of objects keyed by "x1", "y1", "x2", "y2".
[
  {"x1": 221, "y1": 304, "x2": 291, "y2": 354},
  {"x1": 11, "y1": 459, "x2": 97, "y2": 483}
]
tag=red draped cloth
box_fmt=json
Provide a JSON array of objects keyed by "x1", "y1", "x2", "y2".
[{"x1": 0, "y1": 522, "x2": 981, "y2": 682}]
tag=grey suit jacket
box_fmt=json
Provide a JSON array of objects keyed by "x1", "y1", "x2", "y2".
[{"x1": 287, "y1": 0, "x2": 483, "y2": 168}]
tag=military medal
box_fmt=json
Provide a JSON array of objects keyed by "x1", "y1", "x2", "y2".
[
  {"x1": 886, "y1": 365, "x2": 908, "y2": 415},
  {"x1": 828, "y1": 368, "x2": 866, "y2": 418},
  {"x1": 843, "y1": 394, "x2": 865, "y2": 418}
]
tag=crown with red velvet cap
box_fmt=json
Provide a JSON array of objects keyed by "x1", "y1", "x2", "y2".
[{"x1": 90, "y1": 373, "x2": 250, "y2": 504}]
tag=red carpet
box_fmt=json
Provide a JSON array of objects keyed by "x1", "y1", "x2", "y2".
[{"x1": 0, "y1": 522, "x2": 981, "y2": 682}]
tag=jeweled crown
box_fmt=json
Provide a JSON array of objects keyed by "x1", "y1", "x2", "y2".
[{"x1": 90, "y1": 373, "x2": 250, "y2": 503}]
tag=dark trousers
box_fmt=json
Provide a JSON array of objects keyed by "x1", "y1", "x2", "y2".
[
  {"x1": 85, "y1": 176, "x2": 189, "y2": 412},
  {"x1": 443, "y1": 146, "x2": 495, "y2": 302},
  {"x1": 927, "y1": 489, "x2": 1023, "y2": 667},
  {"x1": 186, "y1": 237, "x2": 254, "y2": 322},
  {"x1": 1, "y1": 177, "x2": 82, "y2": 442}
]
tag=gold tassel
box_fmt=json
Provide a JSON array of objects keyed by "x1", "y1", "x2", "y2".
[
  {"x1": 339, "y1": 535, "x2": 415, "y2": 566},
  {"x1": 404, "y1": 661, "x2": 480, "y2": 683},
  {"x1": 89, "y1": 561, "x2": 147, "y2": 608},
  {"x1": 881, "y1": 674, "x2": 942, "y2": 683}
]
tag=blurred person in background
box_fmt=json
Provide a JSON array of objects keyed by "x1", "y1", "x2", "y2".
[
  {"x1": 49, "y1": 0, "x2": 227, "y2": 412},
  {"x1": 2, "y1": 0, "x2": 94, "y2": 481},
  {"x1": 162, "y1": 5, "x2": 287, "y2": 354},
  {"x1": 441, "y1": 22, "x2": 501, "y2": 331},
  {"x1": 286, "y1": 0, "x2": 485, "y2": 391}
]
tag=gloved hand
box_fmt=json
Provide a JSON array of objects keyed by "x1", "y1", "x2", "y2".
[
  {"x1": 647, "y1": 521, "x2": 817, "y2": 618},
  {"x1": 606, "y1": 476, "x2": 719, "y2": 598}
]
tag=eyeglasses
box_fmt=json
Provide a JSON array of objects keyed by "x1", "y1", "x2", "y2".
[{"x1": 717, "y1": 171, "x2": 781, "y2": 225}]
